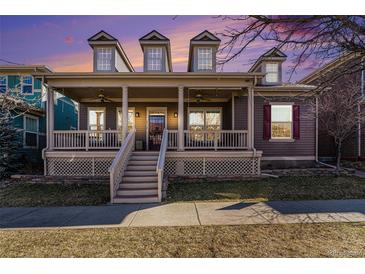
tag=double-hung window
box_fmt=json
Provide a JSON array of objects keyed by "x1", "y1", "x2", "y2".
[
  {"x1": 22, "y1": 75, "x2": 33, "y2": 94},
  {"x1": 88, "y1": 107, "x2": 105, "y2": 131},
  {"x1": 265, "y1": 63, "x2": 279, "y2": 83},
  {"x1": 116, "y1": 107, "x2": 135, "y2": 131},
  {"x1": 96, "y1": 48, "x2": 112, "y2": 71},
  {"x1": 271, "y1": 105, "x2": 292, "y2": 139},
  {"x1": 0, "y1": 76, "x2": 6, "y2": 93},
  {"x1": 147, "y1": 48, "x2": 162, "y2": 71},
  {"x1": 24, "y1": 115, "x2": 38, "y2": 148},
  {"x1": 188, "y1": 108, "x2": 222, "y2": 141},
  {"x1": 197, "y1": 48, "x2": 213, "y2": 71}
]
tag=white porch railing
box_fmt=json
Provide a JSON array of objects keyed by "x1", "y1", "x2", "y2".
[
  {"x1": 167, "y1": 130, "x2": 248, "y2": 150},
  {"x1": 52, "y1": 130, "x2": 124, "y2": 150},
  {"x1": 109, "y1": 130, "x2": 135, "y2": 203},
  {"x1": 156, "y1": 129, "x2": 168, "y2": 202}
]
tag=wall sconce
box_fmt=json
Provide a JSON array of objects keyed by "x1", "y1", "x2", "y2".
[
  {"x1": 174, "y1": 112, "x2": 178, "y2": 118},
  {"x1": 135, "y1": 112, "x2": 140, "y2": 118}
]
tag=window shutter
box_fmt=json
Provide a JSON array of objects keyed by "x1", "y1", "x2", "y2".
[
  {"x1": 263, "y1": 104, "x2": 271, "y2": 140},
  {"x1": 293, "y1": 104, "x2": 300, "y2": 139}
]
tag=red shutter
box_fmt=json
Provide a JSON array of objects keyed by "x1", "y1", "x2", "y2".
[
  {"x1": 263, "y1": 104, "x2": 271, "y2": 140},
  {"x1": 293, "y1": 104, "x2": 300, "y2": 139}
]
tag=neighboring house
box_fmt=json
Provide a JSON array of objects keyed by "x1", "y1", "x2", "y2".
[
  {"x1": 0, "y1": 65, "x2": 78, "y2": 167},
  {"x1": 37, "y1": 30, "x2": 316, "y2": 203},
  {"x1": 299, "y1": 53, "x2": 365, "y2": 161}
]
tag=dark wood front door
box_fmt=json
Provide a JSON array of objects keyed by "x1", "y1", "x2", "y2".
[{"x1": 148, "y1": 115, "x2": 165, "y2": 150}]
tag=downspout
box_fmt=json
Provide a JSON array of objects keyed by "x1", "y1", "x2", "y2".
[
  {"x1": 359, "y1": 57, "x2": 365, "y2": 159},
  {"x1": 315, "y1": 96, "x2": 318, "y2": 162},
  {"x1": 252, "y1": 76, "x2": 258, "y2": 157}
]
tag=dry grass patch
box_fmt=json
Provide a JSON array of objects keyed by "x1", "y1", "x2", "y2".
[{"x1": 1, "y1": 222, "x2": 365, "y2": 257}]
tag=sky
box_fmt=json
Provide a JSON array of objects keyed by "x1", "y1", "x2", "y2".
[{"x1": 0, "y1": 15, "x2": 319, "y2": 82}]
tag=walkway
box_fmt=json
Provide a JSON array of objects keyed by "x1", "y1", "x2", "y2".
[{"x1": 1, "y1": 199, "x2": 365, "y2": 230}]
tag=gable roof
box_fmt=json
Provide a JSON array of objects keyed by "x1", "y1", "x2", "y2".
[
  {"x1": 248, "y1": 47, "x2": 287, "y2": 72},
  {"x1": 0, "y1": 65, "x2": 53, "y2": 73},
  {"x1": 139, "y1": 30, "x2": 169, "y2": 41},
  {"x1": 87, "y1": 30, "x2": 117, "y2": 42},
  {"x1": 87, "y1": 30, "x2": 134, "y2": 72},
  {"x1": 190, "y1": 30, "x2": 221, "y2": 42},
  {"x1": 139, "y1": 30, "x2": 172, "y2": 72},
  {"x1": 299, "y1": 52, "x2": 358, "y2": 84}
]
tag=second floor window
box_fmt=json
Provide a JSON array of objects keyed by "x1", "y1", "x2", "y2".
[
  {"x1": 147, "y1": 48, "x2": 162, "y2": 71},
  {"x1": 266, "y1": 63, "x2": 279, "y2": 83},
  {"x1": 96, "y1": 48, "x2": 112, "y2": 71},
  {"x1": 22, "y1": 75, "x2": 33, "y2": 94},
  {"x1": 0, "y1": 76, "x2": 6, "y2": 93},
  {"x1": 197, "y1": 48, "x2": 213, "y2": 70}
]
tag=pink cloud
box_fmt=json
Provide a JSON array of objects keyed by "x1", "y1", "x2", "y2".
[{"x1": 64, "y1": 36, "x2": 74, "y2": 44}]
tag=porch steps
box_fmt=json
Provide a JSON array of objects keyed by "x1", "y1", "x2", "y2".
[{"x1": 114, "y1": 151, "x2": 159, "y2": 203}]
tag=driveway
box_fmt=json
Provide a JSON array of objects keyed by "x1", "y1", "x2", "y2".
[{"x1": 1, "y1": 199, "x2": 365, "y2": 230}]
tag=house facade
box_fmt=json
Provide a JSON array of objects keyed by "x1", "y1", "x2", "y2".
[
  {"x1": 300, "y1": 53, "x2": 365, "y2": 161},
  {"x1": 35, "y1": 30, "x2": 316, "y2": 203},
  {"x1": 0, "y1": 65, "x2": 78, "y2": 167}
]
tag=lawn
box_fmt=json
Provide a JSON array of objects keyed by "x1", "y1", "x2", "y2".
[
  {"x1": 0, "y1": 222, "x2": 364, "y2": 257},
  {"x1": 167, "y1": 176, "x2": 365, "y2": 202},
  {"x1": 0, "y1": 182, "x2": 109, "y2": 207}
]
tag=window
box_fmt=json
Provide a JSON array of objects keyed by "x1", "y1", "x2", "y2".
[
  {"x1": 96, "y1": 48, "x2": 112, "y2": 71},
  {"x1": 22, "y1": 75, "x2": 33, "y2": 94},
  {"x1": 0, "y1": 76, "x2": 6, "y2": 93},
  {"x1": 88, "y1": 107, "x2": 105, "y2": 130},
  {"x1": 188, "y1": 108, "x2": 222, "y2": 141},
  {"x1": 24, "y1": 115, "x2": 38, "y2": 148},
  {"x1": 116, "y1": 107, "x2": 135, "y2": 131},
  {"x1": 271, "y1": 105, "x2": 292, "y2": 139},
  {"x1": 147, "y1": 48, "x2": 163, "y2": 71},
  {"x1": 265, "y1": 63, "x2": 279, "y2": 83},
  {"x1": 197, "y1": 48, "x2": 213, "y2": 70}
]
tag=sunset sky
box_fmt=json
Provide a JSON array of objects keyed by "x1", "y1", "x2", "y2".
[{"x1": 0, "y1": 15, "x2": 320, "y2": 82}]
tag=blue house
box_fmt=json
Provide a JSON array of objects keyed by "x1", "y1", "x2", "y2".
[{"x1": 0, "y1": 65, "x2": 78, "y2": 167}]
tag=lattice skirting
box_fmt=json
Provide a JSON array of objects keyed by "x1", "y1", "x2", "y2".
[
  {"x1": 46, "y1": 156, "x2": 114, "y2": 176},
  {"x1": 164, "y1": 156, "x2": 261, "y2": 176}
]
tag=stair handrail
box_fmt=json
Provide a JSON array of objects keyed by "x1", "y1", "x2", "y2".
[
  {"x1": 109, "y1": 129, "x2": 136, "y2": 203},
  {"x1": 156, "y1": 129, "x2": 168, "y2": 202}
]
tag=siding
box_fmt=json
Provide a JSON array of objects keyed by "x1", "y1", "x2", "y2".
[
  {"x1": 254, "y1": 96, "x2": 316, "y2": 157},
  {"x1": 234, "y1": 96, "x2": 248, "y2": 130}
]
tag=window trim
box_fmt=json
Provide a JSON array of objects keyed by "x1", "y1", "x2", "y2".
[
  {"x1": 197, "y1": 47, "x2": 213, "y2": 71},
  {"x1": 21, "y1": 75, "x2": 34, "y2": 95},
  {"x1": 23, "y1": 114, "x2": 39, "y2": 149},
  {"x1": 116, "y1": 107, "x2": 136, "y2": 131},
  {"x1": 96, "y1": 47, "x2": 113, "y2": 71},
  {"x1": 188, "y1": 107, "x2": 223, "y2": 131},
  {"x1": 0, "y1": 75, "x2": 7, "y2": 93},
  {"x1": 265, "y1": 63, "x2": 280, "y2": 83},
  {"x1": 269, "y1": 103, "x2": 293, "y2": 141},
  {"x1": 87, "y1": 107, "x2": 106, "y2": 131},
  {"x1": 146, "y1": 47, "x2": 163, "y2": 71}
]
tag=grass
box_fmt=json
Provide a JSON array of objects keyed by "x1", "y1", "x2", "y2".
[
  {"x1": 0, "y1": 222, "x2": 365, "y2": 257},
  {"x1": 0, "y1": 183, "x2": 109, "y2": 207},
  {"x1": 167, "y1": 176, "x2": 365, "y2": 202}
]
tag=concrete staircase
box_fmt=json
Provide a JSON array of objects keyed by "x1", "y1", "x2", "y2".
[{"x1": 113, "y1": 151, "x2": 159, "y2": 203}]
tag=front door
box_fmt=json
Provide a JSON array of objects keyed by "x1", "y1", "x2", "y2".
[{"x1": 148, "y1": 115, "x2": 165, "y2": 150}]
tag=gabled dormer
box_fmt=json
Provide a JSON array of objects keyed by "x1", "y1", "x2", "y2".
[
  {"x1": 188, "y1": 30, "x2": 221, "y2": 72},
  {"x1": 249, "y1": 47, "x2": 287, "y2": 85},
  {"x1": 139, "y1": 30, "x2": 172, "y2": 72},
  {"x1": 88, "y1": 30, "x2": 134, "y2": 73}
]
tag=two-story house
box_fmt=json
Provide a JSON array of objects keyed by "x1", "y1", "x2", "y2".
[
  {"x1": 37, "y1": 30, "x2": 316, "y2": 203},
  {"x1": 0, "y1": 65, "x2": 78, "y2": 168}
]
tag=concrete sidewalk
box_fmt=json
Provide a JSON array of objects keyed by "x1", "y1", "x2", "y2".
[{"x1": 1, "y1": 199, "x2": 365, "y2": 230}]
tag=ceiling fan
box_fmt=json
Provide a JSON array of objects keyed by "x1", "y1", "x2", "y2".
[
  {"x1": 89, "y1": 89, "x2": 116, "y2": 103},
  {"x1": 194, "y1": 92, "x2": 210, "y2": 103}
]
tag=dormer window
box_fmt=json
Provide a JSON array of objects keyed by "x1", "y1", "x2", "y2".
[
  {"x1": 197, "y1": 48, "x2": 213, "y2": 71},
  {"x1": 266, "y1": 63, "x2": 279, "y2": 83},
  {"x1": 96, "y1": 48, "x2": 112, "y2": 71},
  {"x1": 147, "y1": 48, "x2": 163, "y2": 71}
]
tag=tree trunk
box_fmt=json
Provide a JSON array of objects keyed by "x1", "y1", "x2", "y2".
[{"x1": 335, "y1": 141, "x2": 342, "y2": 176}]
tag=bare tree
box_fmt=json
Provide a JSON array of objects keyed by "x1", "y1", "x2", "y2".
[
  {"x1": 217, "y1": 16, "x2": 365, "y2": 87},
  {"x1": 309, "y1": 77, "x2": 365, "y2": 174}
]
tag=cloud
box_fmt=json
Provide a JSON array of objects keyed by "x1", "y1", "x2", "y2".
[
  {"x1": 34, "y1": 51, "x2": 92, "y2": 72},
  {"x1": 64, "y1": 36, "x2": 74, "y2": 44}
]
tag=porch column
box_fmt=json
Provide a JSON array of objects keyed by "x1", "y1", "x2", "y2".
[
  {"x1": 247, "y1": 87, "x2": 254, "y2": 149},
  {"x1": 47, "y1": 87, "x2": 54, "y2": 150},
  {"x1": 178, "y1": 86, "x2": 184, "y2": 151},
  {"x1": 122, "y1": 86, "x2": 128, "y2": 141}
]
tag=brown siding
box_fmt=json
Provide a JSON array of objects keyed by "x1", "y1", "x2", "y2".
[
  {"x1": 254, "y1": 96, "x2": 316, "y2": 157},
  {"x1": 234, "y1": 96, "x2": 248, "y2": 130}
]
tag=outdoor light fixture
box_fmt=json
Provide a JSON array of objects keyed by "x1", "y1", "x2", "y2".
[
  {"x1": 174, "y1": 112, "x2": 178, "y2": 118},
  {"x1": 135, "y1": 112, "x2": 140, "y2": 117}
]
